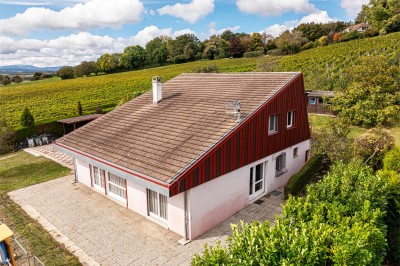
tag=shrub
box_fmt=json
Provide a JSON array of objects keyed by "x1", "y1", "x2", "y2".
[
  {"x1": 20, "y1": 107, "x2": 35, "y2": 127},
  {"x1": 284, "y1": 155, "x2": 322, "y2": 199},
  {"x1": 95, "y1": 106, "x2": 103, "y2": 114},
  {"x1": 243, "y1": 51, "x2": 263, "y2": 58},
  {"x1": 383, "y1": 146, "x2": 400, "y2": 173},
  {"x1": 57, "y1": 66, "x2": 74, "y2": 80},
  {"x1": 354, "y1": 128, "x2": 395, "y2": 170},
  {"x1": 192, "y1": 64, "x2": 219, "y2": 73}
]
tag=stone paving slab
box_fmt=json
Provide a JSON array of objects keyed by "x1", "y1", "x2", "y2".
[
  {"x1": 24, "y1": 144, "x2": 73, "y2": 169},
  {"x1": 9, "y1": 175, "x2": 285, "y2": 266}
]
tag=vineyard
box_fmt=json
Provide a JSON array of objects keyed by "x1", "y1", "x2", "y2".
[{"x1": 1, "y1": 32, "x2": 399, "y2": 128}]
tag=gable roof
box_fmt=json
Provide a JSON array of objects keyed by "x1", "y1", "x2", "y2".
[
  {"x1": 345, "y1": 22, "x2": 370, "y2": 32},
  {"x1": 55, "y1": 72, "x2": 300, "y2": 183}
]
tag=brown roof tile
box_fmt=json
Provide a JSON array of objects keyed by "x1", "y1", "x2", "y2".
[{"x1": 56, "y1": 72, "x2": 300, "y2": 182}]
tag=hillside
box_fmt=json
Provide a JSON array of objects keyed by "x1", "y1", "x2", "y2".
[{"x1": 1, "y1": 32, "x2": 399, "y2": 128}]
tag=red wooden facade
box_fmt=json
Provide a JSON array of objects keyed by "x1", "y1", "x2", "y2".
[{"x1": 169, "y1": 73, "x2": 310, "y2": 196}]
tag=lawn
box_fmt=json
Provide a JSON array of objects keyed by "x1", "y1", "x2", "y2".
[{"x1": 0, "y1": 151, "x2": 80, "y2": 265}]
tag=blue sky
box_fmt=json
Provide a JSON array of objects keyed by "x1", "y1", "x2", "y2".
[{"x1": 0, "y1": 0, "x2": 368, "y2": 67}]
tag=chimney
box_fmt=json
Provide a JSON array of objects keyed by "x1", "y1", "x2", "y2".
[{"x1": 152, "y1": 76, "x2": 162, "y2": 104}]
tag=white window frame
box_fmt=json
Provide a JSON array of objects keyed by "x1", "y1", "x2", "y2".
[
  {"x1": 147, "y1": 189, "x2": 168, "y2": 223},
  {"x1": 268, "y1": 114, "x2": 279, "y2": 134},
  {"x1": 92, "y1": 166, "x2": 104, "y2": 190},
  {"x1": 107, "y1": 173, "x2": 126, "y2": 201},
  {"x1": 287, "y1": 111, "x2": 295, "y2": 128},
  {"x1": 275, "y1": 153, "x2": 287, "y2": 177}
]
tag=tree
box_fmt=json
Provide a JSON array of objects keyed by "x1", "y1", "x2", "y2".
[
  {"x1": 202, "y1": 36, "x2": 229, "y2": 60},
  {"x1": 96, "y1": 53, "x2": 122, "y2": 73},
  {"x1": 12, "y1": 75, "x2": 22, "y2": 83},
  {"x1": 220, "y1": 30, "x2": 235, "y2": 42},
  {"x1": 77, "y1": 101, "x2": 83, "y2": 116},
  {"x1": 275, "y1": 30, "x2": 307, "y2": 55},
  {"x1": 20, "y1": 107, "x2": 34, "y2": 127},
  {"x1": 251, "y1": 32, "x2": 263, "y2": 51},
  {"x1": 317, "y1": 36, "x2": 329, "y2": 46},
  {"x1": 0, "y1": 114, "x2": 15, "y2": 154},
  {"x1": 383, "y1": 146, "x2": 400, "y2": 173},
  {"x1": 358, "y1": 0, "x2": 400, "y2": 34},
  {"x1": 228, "y1": 36, "x2": 245, "y2": 58},
  {"x1": 146, "y1": 36, "x2": 170, "y2": 65},
  {"x1": 57, "y1": 66, "x2": 74, "y2": 79},
  {"x1": 74, "y1": 61, "x2": 98, "y2": 77},
  {"x1": 330, "y1": 55, "x2": 400, "y2": 127},
  {"x1": 295, "y1": 23, "x2": 327, "y2": 42},
  {"x1": 1, "y1": 75, "x2": 11, "y2": 86},
  {"x1": 31, "y1": 72, "x2": 42, "y2": 81},
  {"x1": 167, "y1": 34, "x2": 201, "y2": 63},
  {"x1": 121, "y1": 45, "x2": 147, "y2": 70}
]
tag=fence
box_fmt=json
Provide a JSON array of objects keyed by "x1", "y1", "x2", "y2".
[{"x1": 10, "y1": 237, "x2": 45, "y2": 266}]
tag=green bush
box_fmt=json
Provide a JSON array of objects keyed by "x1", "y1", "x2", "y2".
[
  {"x1": 192, "y1": 161, "x2": 389, "y2": 265},
  {"x1": 243, "y1": 51, "x2": 263, "y2": 58},
  {"x1": 284, "y1": 155, "x2": 322, "y2": 199},
  {"x1": 383, "y1": 146, "x2": 400, "y2": 173}
]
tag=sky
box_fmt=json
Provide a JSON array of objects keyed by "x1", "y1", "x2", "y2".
[{"x1": 0, "y1": 0, "x2": 369, "y2": 67}]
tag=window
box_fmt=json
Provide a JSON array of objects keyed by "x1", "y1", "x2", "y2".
[
  {"x1": 147, "y1": 189, "x2": 168, "y2": 222},
  {"x1": 107, "y1": 173, "x2": 126, "y2": 199},
  {"x1": 305, "y1": 150, "x2": 310, "y2": 162},
  {"x1": 269, "y1": 114, "x2": 279, "y2": 134},
  {"x1": 309, "y1": 98, "x2": 316, "y2": 104},
  {"x1": 293, "y1": 147, "x2": 298, "y2": 158},
  {"x1": 318, "y1": 98, "x2": 324, "y2": 104},
  {"x1": 92, "y1": 166, "x2": 104, "y2": 188},
  {"x1": 287, "y1": 111, "x2": 295, "y2": 128},
  {"x1": 275, "y1": 153, "x2": 287, "y2": 177},
  {"x1": 249, "y1": 162, "x2": 265, "y2": 199}
]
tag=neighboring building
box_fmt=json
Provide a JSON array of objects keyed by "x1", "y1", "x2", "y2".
[
  {"x1": 54, "y1": 73, "x2": 311, "y2": 240},
  {"x1": 343, "y1": 22, "x2": 370, "y2": 33},
  {"x1": 306, "y1": 90, "x2": 335, "y2": 115},
  {"x1": 58, "y1": 114, "x2": 102, "y2": 134}
]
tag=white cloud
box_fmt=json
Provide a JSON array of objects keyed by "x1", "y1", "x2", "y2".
[
  {"x1": 263, "y1": 10, "x2": 337, "y2": 37},
  {"x1": 0, "y1": 27, "x2": 197, "y2": 67},
  {"x1": 208, "y1": 22, "x2": 240, "y2": 35},
  {"x1": 158, "y1": 0, "x2": 214, "y2": 23},
  {"x1": 340, "y1": 0, "x2": 369, "y2": 18},
  {"x1": 0, "y1": 0, "x2": 144, "y2": 36},
  {"x1": 236, "y1": 0, "x2": 316, "y2": 16}
]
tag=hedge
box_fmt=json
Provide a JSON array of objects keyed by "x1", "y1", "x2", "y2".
[
  {"x1": 243, "y1": 51, "x2": 263, "y2": 58},
  {"x1": 284, "y1": 155, "x2": 322, "y2": 199}
]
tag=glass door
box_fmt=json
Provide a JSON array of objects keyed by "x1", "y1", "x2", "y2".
[{"x1": 249, "y1": 162, "x2": 265, "y2": 200}]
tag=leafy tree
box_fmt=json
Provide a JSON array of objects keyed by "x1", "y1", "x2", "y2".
[
  {"x1": 318, "y1": 36, "x2": 329, "y2": 46},
  {"x1": 74, "y1": 61, "x2": 98, "y2": 77},
  {"x1": 202, "y1": 36, "x2": 229, "y2": 60},
  {"x1": 358, "y1": 0, "x2": 400, "y2": 34},
  {"x1": 330, "y1": 55, "x2": 400, "y2": 127},
  {"x1": 275, "y1": 30, "x2": 307, "y2": 55},
  {"x1": 167, "y1": 34, "x2": 201, "y2": 63},
  {"x1": 12, "y1": 75, "x2": 22, "y2": 83},
  {"x1": 260, "y1": 33, "x2": 276, "y2": 53},
  {"x1": 57, "y1": 66, "x2": 74, "y2": 80},
  {"x1": 20, "y1": 107, "x2": 34, "y2": 127},
  {"x1": 228, "y1": 36, "x2": 245, "y2": 58},
  {"x1": 77, "y1": 101, "x2": 83, "y2": 116},
  {"x1": 251, "y1": 32, "x2": 263, "y2": 51},
  {"x1": 220, "y1": 30, "x2": 235, "y2": 42},
  {"x1": 355, "y1": 127, "x2": 395, "y2": 169},
  {"x1": 239, "y1": 34, "x2": 252, "y2": 52},
  {"x1": 31, "y1": 72, "x2": 42, "y2": 81},
  {"x1": 296, "y1": 23, "x2": 327, "y2": 42},
  {"x1": 1, "y1": 75, "x2": 11, "y2": 85},
  {"x1": 96, "y1": 53, "x2": 122, "y2": 73},
  {"x1": 0, "y1": 114, "x2": 15, "y2": 154},
  {"x1": 312, "y1": 117, "x2": 354, "y2": 163},
  {"x1": 146, "y1": 36, "x2": 170, "y2": 65},
  {"x1": 121, "y1": 45, "x2": 147, "y2": 70}
]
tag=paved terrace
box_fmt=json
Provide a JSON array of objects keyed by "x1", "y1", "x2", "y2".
[{"x1": 10, "y1": 176, "x2": 284, "y2": 265}]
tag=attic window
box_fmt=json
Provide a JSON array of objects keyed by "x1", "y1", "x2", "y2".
[{"x1": 268, "y1": 114, "x2": 279, "y2": 134}]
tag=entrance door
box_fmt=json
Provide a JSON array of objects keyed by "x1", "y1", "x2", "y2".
[{"x1": 249, "y1": 162, "x2": 265, "y2": 200}]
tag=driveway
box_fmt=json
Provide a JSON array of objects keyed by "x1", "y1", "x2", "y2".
[{"x1": 9, "y1": 175, "x2": 284, "y2": 266}]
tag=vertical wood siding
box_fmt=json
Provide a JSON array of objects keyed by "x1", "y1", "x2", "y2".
[{"x1": 169, "y1": 74, "x2": 310, "y2": 196}]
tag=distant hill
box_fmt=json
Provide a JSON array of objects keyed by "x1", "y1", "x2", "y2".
[{"x1": 0, "y1": 65, "x2": 60, "y2": 74}]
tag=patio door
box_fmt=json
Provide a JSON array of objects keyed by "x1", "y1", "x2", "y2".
[{"x1": 249, "y1": 162, "x2": 266, "y2": 200}]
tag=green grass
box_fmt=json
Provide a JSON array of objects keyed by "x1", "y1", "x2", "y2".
[{"x1": 0, "y1": 151, "x2": 80, "y2": 265}]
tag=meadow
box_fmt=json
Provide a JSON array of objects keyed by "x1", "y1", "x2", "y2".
[{"x1": 1, "y1": 32, "x2": 399, "y2": 128}]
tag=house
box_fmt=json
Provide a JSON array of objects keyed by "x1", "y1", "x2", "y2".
[
  {"x1": 306, "y1": 90, "x2": 335, "y2": 115},
  {"x1": 343, "y1": 22, "x2": 370, "y2": 33},
  {"x1": 53, "y1": 73, "x2": 311, "y2": 240}
]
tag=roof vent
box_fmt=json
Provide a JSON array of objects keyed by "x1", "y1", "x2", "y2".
[
  {"x1": 152, "y1": 76, "x2": 162, "y2": 104},
  {"x1": 225, "y1": 100, "x2": 241, "y2": 122}
]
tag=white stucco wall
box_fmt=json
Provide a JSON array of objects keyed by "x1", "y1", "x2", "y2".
[
  {"x1": 75, "y1": 159, "x2": 91, "y2": 187},
  {"x1": 168, "y1": 192, "x2": 185, "y2": 237},
  {"x1": 188, "y1": 139, "x2": 310, "y2": 239},
  {"x1": 126, "y1": 179, "x2": 148, "y2": 217}
]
